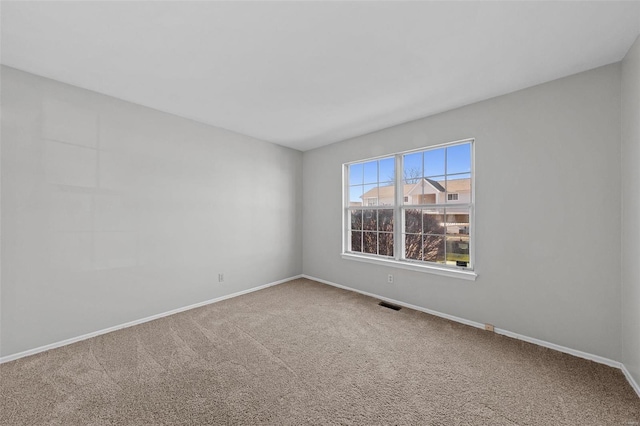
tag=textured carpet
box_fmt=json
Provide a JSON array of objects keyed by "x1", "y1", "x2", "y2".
[{"x1": 1, "y1": 278, "x2": 639, "y2": 425}]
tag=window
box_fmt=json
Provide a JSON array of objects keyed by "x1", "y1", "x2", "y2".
[
  {"x1": 343, "y1": 139, "x2": 474, "y2": 277},
  {"x1": 347, "y1": 157, "x2": 395, "y2": 256}
]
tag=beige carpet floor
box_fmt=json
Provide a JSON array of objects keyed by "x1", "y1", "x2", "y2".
[{"x1": 1, "y1": 278, "x2": 639, "y2": 425}]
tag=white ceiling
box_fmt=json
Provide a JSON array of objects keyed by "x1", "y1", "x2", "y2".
[{"x1": 2, "y1": 1, "x2": 640, "y2": 151}]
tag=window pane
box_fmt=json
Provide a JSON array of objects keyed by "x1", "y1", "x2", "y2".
[
  {"x1": 446, "y1": 174, "x2": 470, "y2": 204},
  {"x1": 377, "y1": 182, "x2": 395, "y2": 206},
  {"x1": 405, "y1": 234, "x2": 422, "y2": 260},
  {"x1": 362, "y1": 210, "x2": 377, "y2": 231},
  {"x1": 423, "y1": 208, "x2": 445, "y2": 235},
  {"x1": 403, "y1": 152, "x2": 422, "y2": 183},
  {"x1": 363, "y1": 232, "x2": 377, "y2": 254},
  {"x1": 349, "y1": 185, "x2": 364, "y2": 206},
  {"x1": 424, "y1": 148, "x2": 445, "y2": 177},
  {"x1": 446, "y1": 143, "x2": 471, "y2": 174},
  {"x1": 379, "y1": 232, "x2": 394, "y2": 257},
  {"x1": 351, "y1": 231, "x2": 362, "y2": 252},
  {"x1": 446, "y1": 235, "x2": 470, "y2": 266},
  {"x1": 363, "y1": 161, "x2": 378, "y2": 184},
  {"x1": 350, "y1": 210, "x2": 363, "y2": 231},
  {"x1": 405, "y1": 209, "x2": 421, "y2": 233},
  {"x1": 445, "y1": 207, "x2": 470, "y2": 236},
  {"x1": 423, "y1": 235, "x2": 445, "y2": 263},
  {"x1": 349, "y1": 163, "x2": 364, "y2": 186},
  {"x1": 378, "y1": 209, "x2": 394, "y2": 232},
  {"x1": 379, "y1": 157, "x2": 395, "y2": 182}
]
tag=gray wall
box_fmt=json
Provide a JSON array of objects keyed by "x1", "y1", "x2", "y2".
[
  {"x1": 303, "y1": 63, "x2": 622, "y2": 361},
  {"x1": 622, "y1": 36, "x2": 640, "y2": 386},
  {"x1": 0, "y1": 58, "x2": 633, "y2": 368},
  {"x1": 0, "y1": 66, "x2": 303, "y2": 357}
]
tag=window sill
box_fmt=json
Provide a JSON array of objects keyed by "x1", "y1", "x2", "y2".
[{"x1": 341, "y1": 253, "x2": 477, "y2": 281}]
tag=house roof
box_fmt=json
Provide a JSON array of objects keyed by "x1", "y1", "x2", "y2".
[
  {"x1": 361, "y1": 184, "x2": 401, "y2": 200},
  {"x1": 445, "y1": 178, "x2": 471, "y2": 193},
  {"x1": 361, "y1": 177, "x2": 470, "y2": 199},
  {"x1": 425, "y1": 178, "x2": 445, "y2": 192}
]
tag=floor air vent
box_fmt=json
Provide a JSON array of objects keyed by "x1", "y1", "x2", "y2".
[{"x1": 378, "y1": 301, "x2": 401, "y2": 311}]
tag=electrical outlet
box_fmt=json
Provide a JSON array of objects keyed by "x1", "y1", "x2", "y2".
[
  {"x1": 485, "y1": 323, "x2": 495, "y2": 332},
  {"x1": 387, "y1": 274, "x2": 394, "y2": 284},
  {"x1": 218, "y1": 273, "x2": 224, "y2": 283}
]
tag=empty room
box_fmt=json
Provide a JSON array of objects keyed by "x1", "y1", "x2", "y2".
[{"x1": 1, "y1": 1, "x2": 640, "y2": 424}]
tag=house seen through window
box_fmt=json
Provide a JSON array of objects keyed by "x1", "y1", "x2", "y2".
[{"x1": 344, "y1": 140, "x2": 473, "y2": 270}]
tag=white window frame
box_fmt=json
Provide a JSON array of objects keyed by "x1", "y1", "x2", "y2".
[
  {"x1": 341, "y1": 138, "x2": 476, "y2": 281},
  {"x1": 447, "y1": 193, "x2": 459, "y2": 201}
]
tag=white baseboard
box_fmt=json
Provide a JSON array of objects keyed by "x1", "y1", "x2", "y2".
[
  {"x1": 4, "y1": 273, "x2": 638, "y2": 400},
  {"x1": 493, "y1": 326, "x2": 620, "y2": 368},
  {"x1": 0, "y1": 275, "x2": 303, "y2": 364},
  {"x1": 622, "y1": 364, "x2": 640, "y2": 398},
  {"x1": 301, "y1": 274, "x2": 630, "y2": 373}
]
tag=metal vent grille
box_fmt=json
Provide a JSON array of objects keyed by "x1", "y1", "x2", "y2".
[{"x1": 378, "y1": 301, "x2": 401, "y2": 311}]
